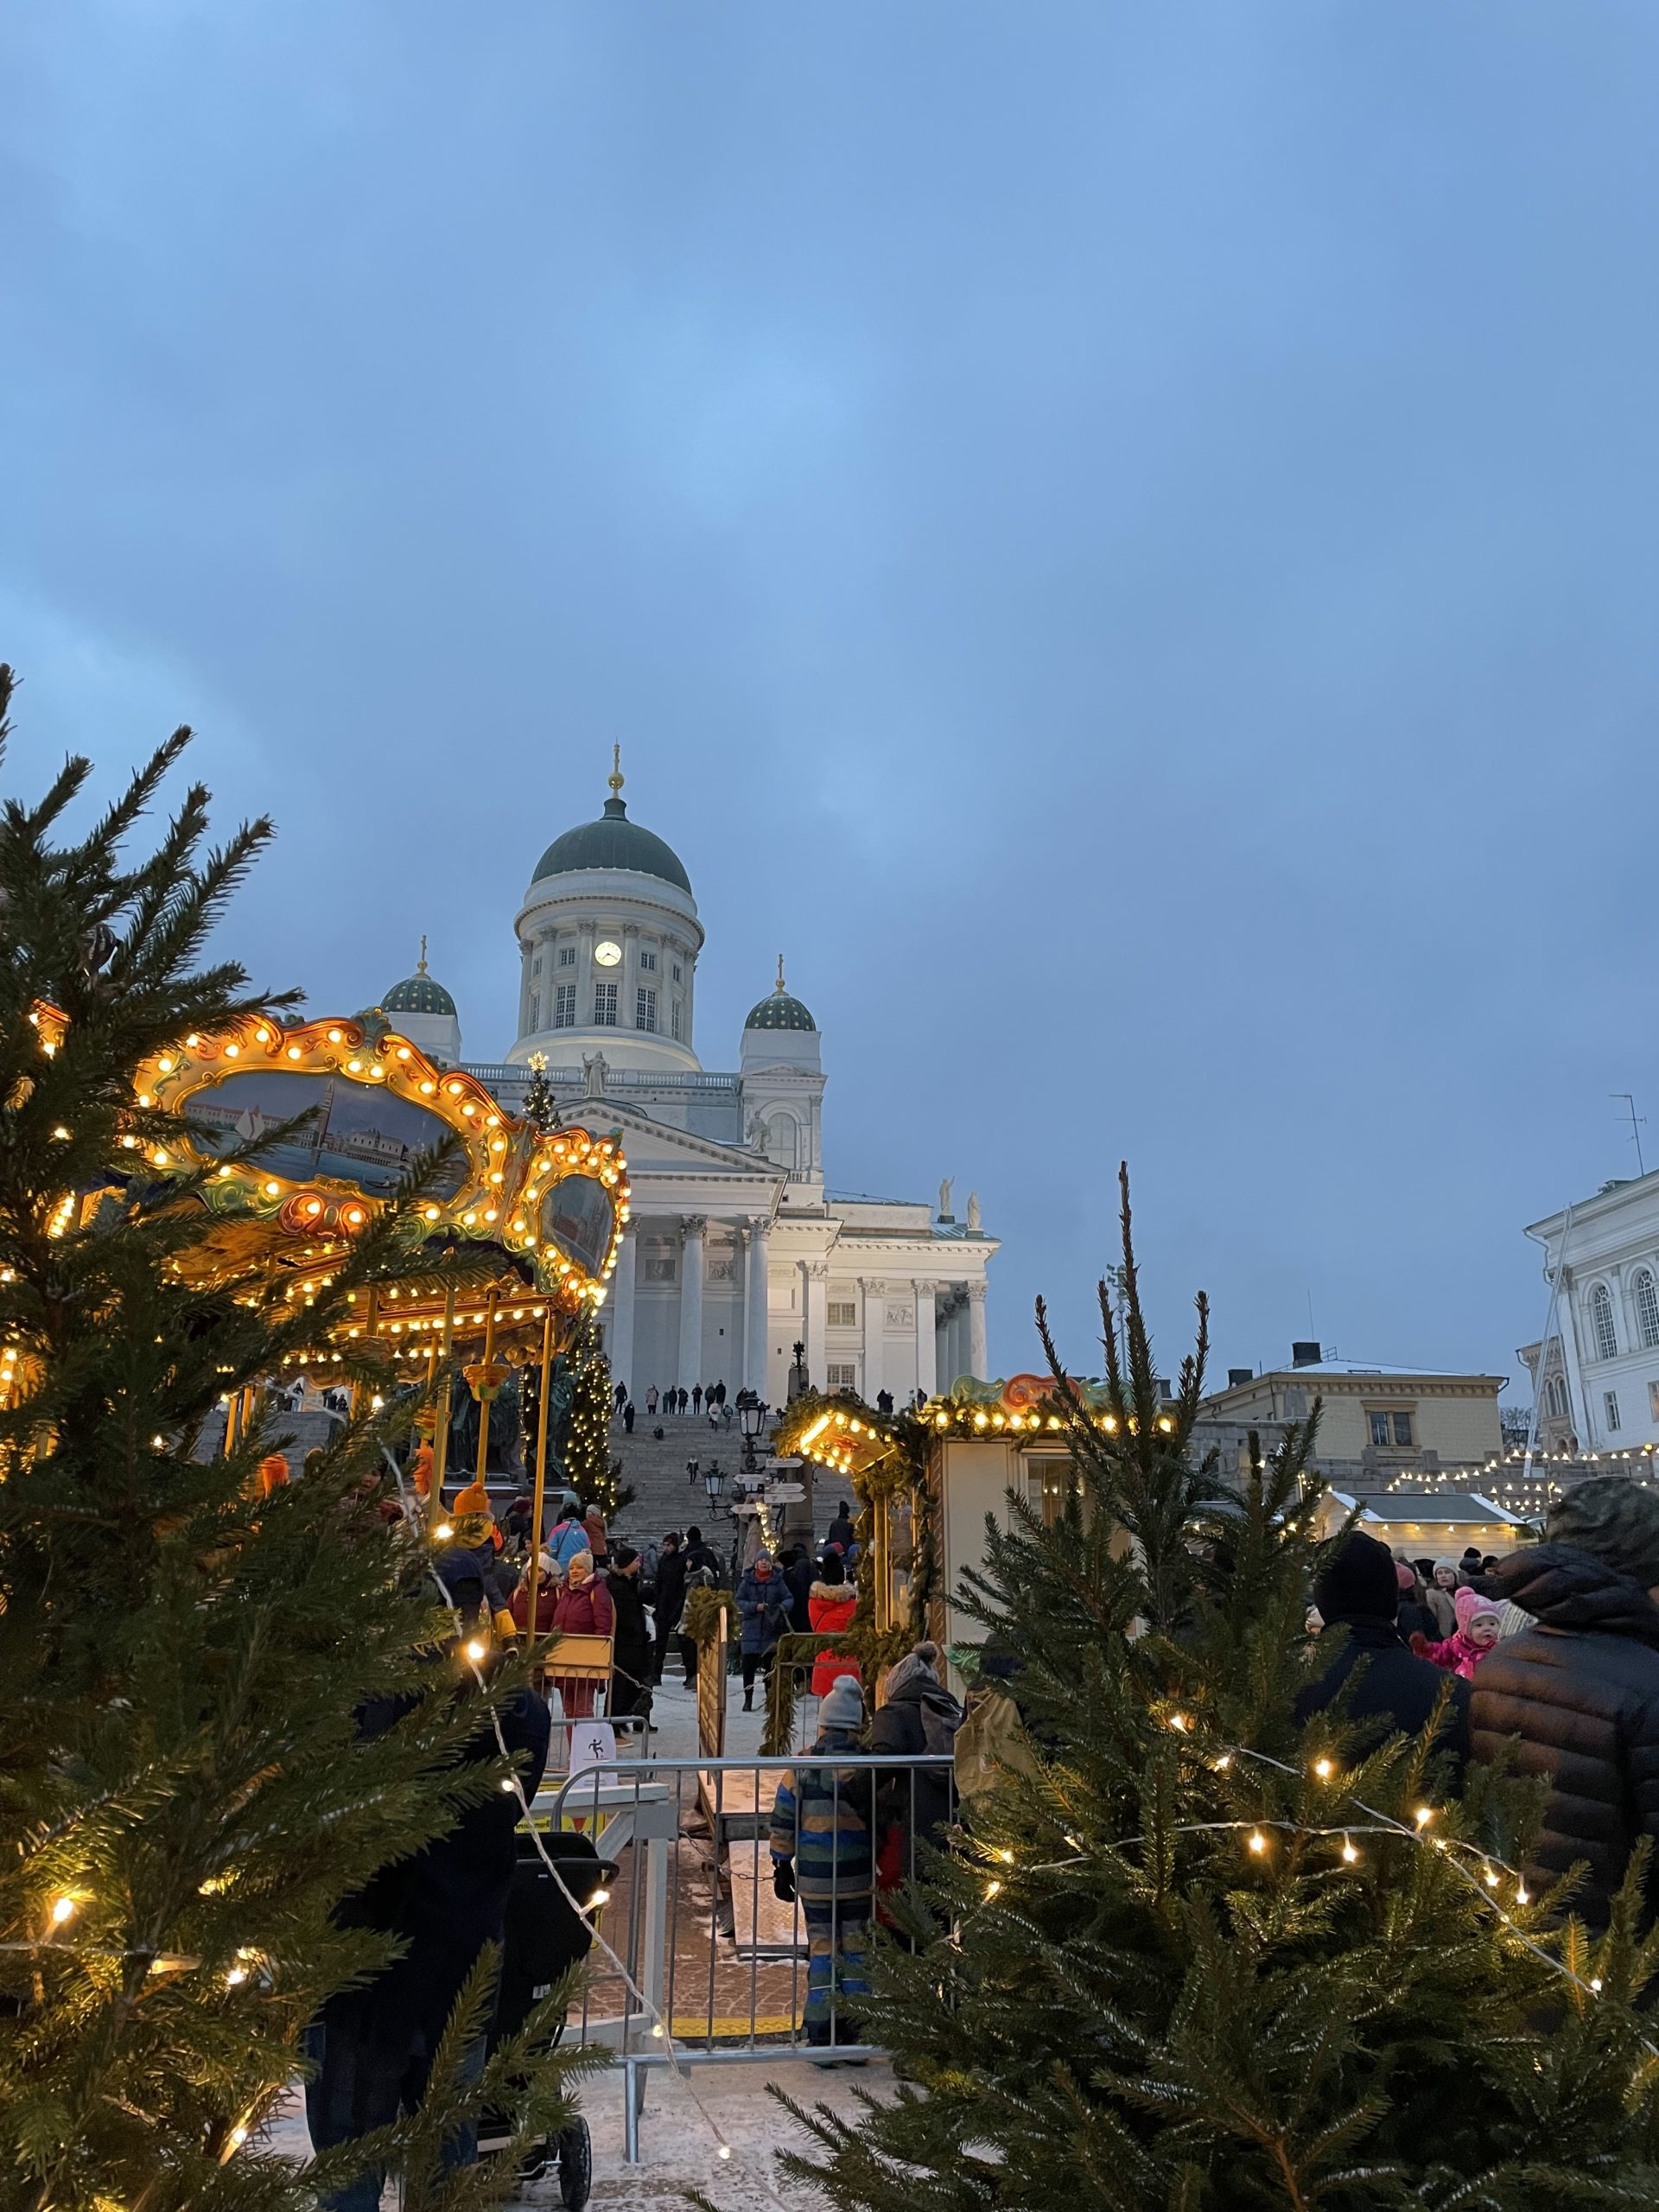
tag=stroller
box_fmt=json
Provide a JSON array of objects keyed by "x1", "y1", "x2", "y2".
[{"x1": 478, "y1": 1828, "x2": 617, "y2": 2208}]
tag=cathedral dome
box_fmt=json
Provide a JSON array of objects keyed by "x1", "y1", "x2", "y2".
[
  {"x1": 745, "y1": 958, "x2": 816, "y2": 1032},
  {"x1": 382, "y1": 963, "x2": 456, "y2": 1018},
  {"x1": 532, "y1": 795, "x2": 692, "y2": 895}
]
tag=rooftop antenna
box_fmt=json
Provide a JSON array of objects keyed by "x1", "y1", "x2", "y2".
[{"x1": 1613, "y1": 1092, "x2": 1647, "y2": 1177}]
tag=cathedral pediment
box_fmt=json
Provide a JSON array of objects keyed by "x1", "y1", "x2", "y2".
[{"x1": 586, "y1": 1099, "x2": 777, "y2": 1178}]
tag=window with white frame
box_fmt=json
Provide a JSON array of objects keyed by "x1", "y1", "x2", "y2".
[
  {"x1": 557, "y1": 945, "x2": 576, "y2": 968},
  {"x1": 594, "y1": 982, "x2": 618, "y2": 1026},
  {"x1": 827, "y1": 1300, "x2": 858, "y2": 1328},
  {"x1": 671, "y1": 1001, "x2": 682, "y2": 1041},
  {"x1": 553, "y1": 983, "x2": 576, "y2": 1028},
  {"x1": 672, "y1": 962, "x2": 683, "y2": 982},
  {"x1": 1590, "y1": 1282, "x2": 1618, "y2": 1362},
  {"x1": 639, "y1": 950, "x2": 657, "y2": 972},
  {"x1": 1636, "y1": 1269, "x2": 1659, "y2": 1351},
  {"x1": 636, "y1": 987, "x2": 658, "y2": 1033},
  {"x1": 531, "y1": 953, "x2": 543, "y2": 976},
  {"x1": 826, "y1": 1362, "x2": 858, "y2": 1390},
  {"x1": 1605, "y1": 1389, "x2": 1622, "y2": 1432},
  {"x1": 528, "y1": 992, "x2": 540, "y2": 1030},
  {"x1": 1544, "y1": 1374, "x2": 1568, "y2": 1419}
]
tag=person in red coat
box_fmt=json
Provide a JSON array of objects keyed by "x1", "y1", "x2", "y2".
[
  {"x1": 550, "y1": 1552, "x2": 614, "y2": 1719},
  {"x1": 808, "y1": 1550, "x2": 860, "y2": 1700}
]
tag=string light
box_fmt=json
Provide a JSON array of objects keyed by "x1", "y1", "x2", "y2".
[
  {"x1": 1247, "y1": 1831, "x2": 1268, "y2": 1854},
  {"x1": 49, "y1": 1896, "x2": 76, "y2": 1925}
]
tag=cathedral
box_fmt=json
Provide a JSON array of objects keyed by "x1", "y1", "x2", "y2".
[{"x1": 377, "y1": 761, "x2": 997, "y2": 1408}]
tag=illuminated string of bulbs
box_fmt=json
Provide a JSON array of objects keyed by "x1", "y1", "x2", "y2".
[{"x1": 967, "y1": 1713, "x2": 1649, "y2": 2043}]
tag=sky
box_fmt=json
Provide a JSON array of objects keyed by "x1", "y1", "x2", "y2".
[{"x1": 5, "y1": 1, "x2": 1659, "y2": 1397}]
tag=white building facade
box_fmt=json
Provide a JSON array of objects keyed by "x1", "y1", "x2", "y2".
[
  {"x1": 380, "y1": 765, "x2": 996, "y2": 1407},
  {"x1": 1521, "y1": 1173, "x2": 1659, "y2": 1452}
]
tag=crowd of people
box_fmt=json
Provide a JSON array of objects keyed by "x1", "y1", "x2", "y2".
[{"x1": 1300, "y1": 1477, "x2": 1659, "y2": 1929}]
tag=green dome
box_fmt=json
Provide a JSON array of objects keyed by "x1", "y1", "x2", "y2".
[
  {"x1": 532, "y1": 796, "x2": 692, "y2": 895},
  {"x1": 745, "y1": 988, "x2": 816, "y2": 1033},
  {"x1": 383, "y1": 971, "x2": 457, "y2": 1019}
]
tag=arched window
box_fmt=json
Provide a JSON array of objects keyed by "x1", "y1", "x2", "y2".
[
  {"x1": 1589, "y1": 1281, "x2": 1618, "y2": 1363},
  {"x1": 1635, "y1": 1268, "x2": 1659, "y2": 1351},
  {"x1": 1545, "y1": 1375, "x2": 1567, "y2": 1420}
]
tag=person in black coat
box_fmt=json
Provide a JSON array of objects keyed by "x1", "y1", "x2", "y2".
[
  {"x1": 1294, "y1": 1530, "x2": 1469, "y2": 1783},
  {"x1": 306, "y1": 1559, "x2": 551, "y2": 2209},
  {"x1": 825, "y1": 1501, "x2": 855, "y2": 1554},
  {"x1": 783, "y1": 1542, "x2": 815, "y2": 1634},
  {"x1": 605, "y1": 1546, "x2": 653, "y2": 1724},
  {"x1": 1471, "y1": 1478, "x2": 1659, "y2": 1931},
  {"x1": 650, "y1": 1531, "x2": 687, "y2": 1686},
  {"x1": 869, "y1": 1642, "x2": 964, "y2": 1883}
]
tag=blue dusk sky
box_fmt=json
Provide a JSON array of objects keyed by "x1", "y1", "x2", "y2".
[{"x1": 4, "y1": 3, "x2": 1658, "y2": 1394}]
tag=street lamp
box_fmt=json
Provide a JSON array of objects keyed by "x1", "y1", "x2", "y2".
[
  {"x1": 739, "y1": 1396, "x2": 766, "y2": 1479},
  {"x1": 702, "y1": 1461, "x2": 727, "y2": 1512}
]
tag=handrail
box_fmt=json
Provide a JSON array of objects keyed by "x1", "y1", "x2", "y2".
[{"x1": 548, "y1": 1750, "x2": 955, "y2": 1822}]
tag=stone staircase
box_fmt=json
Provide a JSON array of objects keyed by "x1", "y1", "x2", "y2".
[{"x1": 602, "y1": 1410, "x2": 830, "y2": 1553}]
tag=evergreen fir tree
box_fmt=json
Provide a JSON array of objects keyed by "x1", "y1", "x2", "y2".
[
  {"x1": 0, "y1": 671, "x2": 593, "y2": 2210},
  {"x1": 558, "y1": 1319, "x2": 634, "y2": 1520},
  {"x1": 521, "y1": 1051, "x2": 559, "y2": 1135},
  {"x1": 789, "y1": 1168, "x2": 1659, "y2": 2209}
]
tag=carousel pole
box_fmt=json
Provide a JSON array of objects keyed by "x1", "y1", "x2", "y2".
[
  {"x1": 432, "y1": 1278, "x2": 455, "y2": 1504},
  {"x1": 351, "y1": 1287, "x2": 378, "y2": 1421},
  {"x1": 524, "y1": 1300, "x2": 556, "y2": 1662},
  {"x1": 473, "y1": 1286, "x2": 499, "y2": 1491}
]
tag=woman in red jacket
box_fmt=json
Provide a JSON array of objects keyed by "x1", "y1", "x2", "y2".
[
  {"x1": 550, "y1": 1552, "x2": 614, "y2": 1719},
  {"x1": 807, "y1": 1550, "x2": 860, "y2": 1700}
]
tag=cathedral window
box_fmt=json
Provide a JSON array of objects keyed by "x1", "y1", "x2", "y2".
[
  {"x1": 531, "y1": 954, "x2": 543, "y2": 976},
  {"x1": 672, "y1": 962, "x2": 683, "y2": 982},
  {"x1": 557, "y1": 945, "x2": 576, "y2": 968},
  {"x1": 826, "y1": 1363, "x2": 858, "y2": 1391},
  {"x1": 639, "y1": 950, "x2": 658, "y2": 972},
  {"x1": 528, "y1": 992, "x2": 540, "y2": 1030},
  {"x1": 1589, "y1": 1282, "x2": 1618, "y2": 1361},
  {"x1": 594, "y1": 982, "x2": 618, "y2": 1027},
  {"x1": 553, "y1": 984, "x2": 576, "y2": 1028},
  {"x1": 1635, "y1": 1268, "x2": 1659, "y2": 1350},
  {"x1": 1605, "y1": 1389, "x2": 1623, "y2": 1432},
  {"x1": 827, "y1": 1300, "x2": 857, "y2": 1328},
  {"x1": 671, "y1": 1001, "x2": 682, "y2": 1041},
  {"x1": 636, "y1": 988, "x2": 658, "y2": 1033}
]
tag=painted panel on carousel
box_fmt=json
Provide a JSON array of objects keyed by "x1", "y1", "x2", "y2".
[
  {"x1": 501, "y1": 1126, "x2": 628, "y2": 1296},
  {"x1": 135, "y1": 1013, "x2": 504, "y2": 1240}
]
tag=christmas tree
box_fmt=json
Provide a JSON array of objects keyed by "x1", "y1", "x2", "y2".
[
  {"x1": 789, "y1": 1169, "x2": 1659, "y2": 2209},
  {"x1": 0, "y1": 670, "x2": 590, "y2": 2210},
  {"x1": 558, "y1": 1319, "x2": 634, "y2": 1521}
]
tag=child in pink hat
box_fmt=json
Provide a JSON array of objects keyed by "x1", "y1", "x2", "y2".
[{"x1": 1410, "y1": 1585, "x2": 1502, "y2": 1681}]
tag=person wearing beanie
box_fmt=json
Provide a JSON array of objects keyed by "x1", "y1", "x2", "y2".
[
  {"x1": 869, "y1": 1643, "x2": 965, "y2": 1899},
  {"x1": 1471, "y1": 1477, "x2": 1659, "y2": 1929},
  {"x1": 544, "y1": 1499, "x2": 591, "y2": 1573},
  {"x1": 548, "y1": 1552, "x2": 615, "y2": 1720},
  {"x1": 1394, "y1": 1560, "x2": 1438, "y2": 1644},
  {"x1": 604, "y1": 1545, "x2": 652, "y2": 1726},
  {"x1": 770, "y1": 1669, "x2": 874, "y2": 2056},
  {"x1": 1409, "y1": 1586, "x2": 1502, "y2": 1681},
  {"x1": 736, "y1": 1551, "x2": 791, "y2": 1710},
  {"x1": 1294, "y1": 1530, "x2": 1470, "y2": 1779},
  {"x1": 1425, "y1": 1560, "x2": 1459, "y2": 1639}
]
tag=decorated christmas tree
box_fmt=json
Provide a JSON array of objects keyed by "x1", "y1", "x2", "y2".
[
  {"x1": 558, "y1": 1317, "x2": 634, "y2": 1520},
  {"x1": 0, "y1": 670, "x2": 590, "y2": 2209},
  {"x1": 790, "y1": 1169, "x2": 1659, "y2": 2209}
]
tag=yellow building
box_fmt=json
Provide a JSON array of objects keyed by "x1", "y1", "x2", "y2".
[{"x1": 1199, "y1": 1346, "x2": 1504, "y2": 1486}]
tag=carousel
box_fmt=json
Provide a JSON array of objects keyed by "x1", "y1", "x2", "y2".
[{"x1": 86, "y1": 1003, "x2": 630, "y2": 1630}]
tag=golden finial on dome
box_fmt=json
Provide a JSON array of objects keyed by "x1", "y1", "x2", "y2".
[
  {"x1": 417, "y1": 932, "x2": 429, "y2": 976},
  {"x1": 775, "y1": 953, "x2": 786, "y2": 995},
  {"x1": 608, "y1": 742, "x2": 625, "y2": 799}
]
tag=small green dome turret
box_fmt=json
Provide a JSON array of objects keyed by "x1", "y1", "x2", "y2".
[
  {"x1": 382, "y1": 938, "x2": 457, "y2": 1019},
  {"x1": 744, "y1": 956, "x2": 816, "y2": 1033}
]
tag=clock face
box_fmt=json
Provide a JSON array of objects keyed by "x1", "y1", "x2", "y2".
[{"x1": 594, "y1": 939, "x2": 622, "y2": 968}]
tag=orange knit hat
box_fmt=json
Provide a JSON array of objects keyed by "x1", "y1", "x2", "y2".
[
  {"x1": 258, "y1": 1453, "x2": 290, "y2": 1497},
  {"x1": 454, "y1": 1478, "x2": 492, "y2": 1517}
]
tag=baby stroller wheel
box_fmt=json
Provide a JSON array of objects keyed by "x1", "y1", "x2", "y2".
[{"x1": 556, "y1": 2116, "x2": 592, "y2": 2210}]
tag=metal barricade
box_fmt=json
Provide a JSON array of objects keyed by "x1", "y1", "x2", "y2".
[{"x1": 532, "y1": 1751, "x2": 957, "y2": 2159}]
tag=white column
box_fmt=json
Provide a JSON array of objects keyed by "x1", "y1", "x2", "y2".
[
  {"x1": 745, "y1": 1217, "x2": 772, "y2": 1400},
  {"x1": 677, "y1": 1216, "x2": 706, "y2": 1393},
  {"x1": 607, "y1": 1222, "x2": 637, "y2": 1399},
  {"x1": 860, "y1": 1278, "x2": 886, "y2": 1405},
  {"x1": 914, "y1": 1280, "x2": 938, "y2": 1402},
  {"x1": 804, "y1": 1261, "x2": 829, "y2": 1392},
  {"x1": 968, "y1": 1280, "x2": 989, "y2": 1379}
]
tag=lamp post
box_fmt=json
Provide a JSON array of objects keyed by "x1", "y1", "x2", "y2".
[
  {"x1": 702, "y1": 1461, "x2": 727, "y2": 1515},
  {"x1": 739, "y1": 1396, "x2": 766, "y2": 1481}
]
